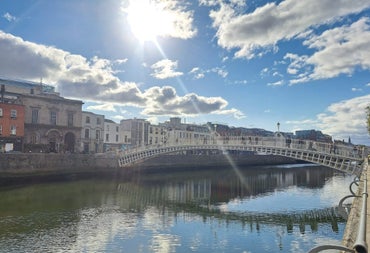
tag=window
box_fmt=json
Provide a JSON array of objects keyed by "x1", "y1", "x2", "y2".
[
  {"x1": 96, "y1": 130, "x2": 100, "y2": 140},
  {"x1": 10, "y1": 125, "x2": 16, "y2": 135},
  {"x1": 31, "y1": 109, "x2": 39, "y2": 124},
  {"x1": 0, "y1": 125, "x2": 2, "y2": 135},
  {"x1": 31, "y1": 134, "x2": 37, "y2": 144},
  {"x1": 84, "y1": 129, "x2": 89, "y2": 139},
  {"x1": 106, "y1": 125, "x2": 110, "y2": 131},
  {"x1": 10, "y1": 109, "x2": 17, "y2": 119},
  {"x1": 50, "y1": 111, "x2": 57, "y2": 125},
  {"x1": 116, "y1": 126, "x2": 119, "y2": 132},
  {"x1": 116, "y1": 134, "x2": 118, "y2": 142},
  {"x1": 97, "y1": 118, "x2": 101, "y2": 125},
  {"x1": 105, "y1": 133, "x2": 109, "y2": 142},
  {"x1": 0, "y1": 108, "x2": 3, "y2": 117},
  {"x1": 86, "y1": 116, "x2": 90, "y2": 124},
  {"x1": 67, "y1": 112, "x2": 74, "y2": 127}
]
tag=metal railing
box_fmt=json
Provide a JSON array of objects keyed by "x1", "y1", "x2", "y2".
[
  {"x1": 308, "y1": 162, "x2": 368, "y2": 253},
  {"x1": 117, "y1": 136, "x2": 365, "y2": 175}
]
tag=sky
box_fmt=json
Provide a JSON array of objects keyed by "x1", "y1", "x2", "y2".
[{"x1": 0, "y1": 0, "x2": 370, "y2": 145}]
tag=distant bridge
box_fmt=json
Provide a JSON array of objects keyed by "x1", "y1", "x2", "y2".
[{"x1": 117, "y1": 135, "x2": 366, "y2": 176}]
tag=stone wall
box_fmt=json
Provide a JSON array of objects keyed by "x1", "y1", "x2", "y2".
[
  {"x1": 0, "y1": 152, "x2": 299, "y2": 177},
  {"x1": 0, "y1": 153, "x2": 118, "y2": 176}
]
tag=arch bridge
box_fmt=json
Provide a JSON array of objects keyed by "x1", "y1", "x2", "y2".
[{"x1": 117, "y1": 135, "x2": 366, "y2": 176}]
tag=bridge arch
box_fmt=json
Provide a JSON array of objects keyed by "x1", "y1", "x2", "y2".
[{"x1": 117, "y1": 136, "x2": 365, "y2": 176}]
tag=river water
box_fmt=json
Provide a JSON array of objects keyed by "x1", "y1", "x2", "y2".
[{"x1": 0, "y1": 164, "x2": 355, "y2": 253}]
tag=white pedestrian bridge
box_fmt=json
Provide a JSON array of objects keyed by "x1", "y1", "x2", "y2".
[{"x1": 117, "y1": 135, "x2": 366, "y2": 176}]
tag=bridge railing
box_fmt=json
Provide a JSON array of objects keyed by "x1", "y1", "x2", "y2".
[{"x1": 118, "y1": 135, "x2": 365, "y2": 160}]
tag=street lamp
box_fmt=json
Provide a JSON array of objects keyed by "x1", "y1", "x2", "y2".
[{"x1": 277, "y1": 122, "x2": 280, "y2": 132}]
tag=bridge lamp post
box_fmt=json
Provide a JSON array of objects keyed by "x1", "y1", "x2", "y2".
[
  {"x1": 277, "y1": 122, "x2": 280, "y2": 133},
  {"x1": 214, "y1": 124, "x2": 217, "y2": 144}
]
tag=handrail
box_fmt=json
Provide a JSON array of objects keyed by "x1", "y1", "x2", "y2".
[
  {"x1": 117, "y1": 140, "x2": 364, "y2": 175},
  {"x1": 338, "y1": 178, "x2": 361, "y2": 219},
  {"x1": 308, "y1": 163, "x2": 368, "y2": 253},
  {"x1": 353, "y1": 175, "x2": 368, "y2": 253}
]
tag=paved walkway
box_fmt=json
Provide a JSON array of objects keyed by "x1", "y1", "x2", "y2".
[
  {"x1": 365, "y1": 164, "x2": 370, "y2": 252},
  {"x1": 341, "y1": 160, "x2": 369, "y2": 252}
]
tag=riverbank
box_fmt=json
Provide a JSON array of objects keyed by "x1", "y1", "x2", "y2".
[{"x1": 0, "y1": 152, "x2": 302, "y2": 185}]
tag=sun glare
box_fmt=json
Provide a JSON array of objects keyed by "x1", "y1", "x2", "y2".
[{"x1": 125, "y1": 0, "x2": 174, "y2": 42}]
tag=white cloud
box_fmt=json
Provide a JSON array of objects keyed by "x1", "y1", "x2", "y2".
[
  {"x1": 188, "y1": 66, "x2": 228, "y2": 79},
  {"x1": 287, "y1": 95, "x2": 370, "y2": 144},
  {"x1": 289, "y1": 18, "x2": 370, "y2": 84},
  {"x1": 206, "y1": 0, "x2": 370, "y2": 59},
  {"x1": 142, "y1": 86, "x2": 232, "y2": 116},
  {"x1": 212, "y1": 67, "x2": 228, "y2": 78},
  {"x1": 3, "y1": 12, "x2": 16, "y2": 22},
  {"x1": 86, "y1": 103, "x2": 116, "y2": 112},
  {"x1": 0, "y1": 31, "x2": 243, "y2": 120},
  {"x1": 267, "y1": 80, "x2": 284, "y2": 86},
  {"x1": 213, "y1": 107, "x2": 246, "y2": 119},
  {"x1": 151, "y1": 59, "x2": 183, "y2": 79},
  {"x1": 189, "y1": 67, "x2": 205, "y2": 79},
  {"x1": 233, "y1": 80, "x2": 248, "y2": 85}
]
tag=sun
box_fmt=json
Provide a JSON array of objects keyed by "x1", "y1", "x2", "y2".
[{"x1": 124, "y1": 0, "x2": 175, "y2": 42}]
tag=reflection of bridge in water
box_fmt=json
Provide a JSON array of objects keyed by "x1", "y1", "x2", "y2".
[
  {"x1": 116, "y1": 183, "x2": 345, "y2": 234},
  {"x1": 117, "y1": 135, "x2": 366, "y2": 175},
  {"x1": 115, "y1": 166, "x2": 347, "y2": 234}
]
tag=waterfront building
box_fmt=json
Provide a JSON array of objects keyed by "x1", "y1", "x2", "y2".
[
  {"x1": 295, "y1": 129, "x2": 332, "y2": 143},
  {"x1": 120, "y1": 118, "x2": 149, "y2": 148},
  {"x1": 148, "y1": 124, "x2": 167, "y2": 146},
  {"x1": 0, "y1": 77, "x2": 55, "y2": 95},
  {"x1": 21, "y1": 92, "x2": 83, "y2": 153},
  {"x1": 160, "y1": 117, "x2": 182, "y2": 130},
  {"x1": 0, "y1": 88, "x2": 25, "y2": 152},
  {"x1": 104, "y1": 119, "x2": 122, "y2": 152},
  {"x1": 166, "y1": 127, "x2": 213, "y2": 146},
  {"x1": 81, "y1": 111, "x2": 105, "y2": 153},
  {"x1": 0, "y1": 77, "x2": 83, "y2": 153}
]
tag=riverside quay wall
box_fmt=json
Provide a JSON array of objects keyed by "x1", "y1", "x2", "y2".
[
  {"x1": 0, "y1": 152, "x2": 300, "y2": 177},
  {"x1": 0, "y1": 153, "x2": 118, "y2": 176}
]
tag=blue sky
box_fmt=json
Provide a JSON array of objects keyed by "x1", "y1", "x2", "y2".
[{"x1": 1, "y1": 0, "x2": 370, "y2": 145}]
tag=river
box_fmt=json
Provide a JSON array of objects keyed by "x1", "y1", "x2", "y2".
[{"x1": 0, "y1": 164, "x2": 355, "y2": 253}]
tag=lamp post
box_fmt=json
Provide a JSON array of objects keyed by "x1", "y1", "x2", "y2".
[{"x1": 277, "y1": 122, "x2": 280, "y2": 133}]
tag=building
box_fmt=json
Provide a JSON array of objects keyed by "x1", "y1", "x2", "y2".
[
  {"x1": 81, "y1": 111, "x2": 104, "y2": 153},
  {"x1": 0, "y1": 77, "x2": 50, "y2": 95},
  {"x1": 0, "y1": 78, "x2": 84, "y2": 153},
  {"x1": 148, "y1": 124, "x2": 167, "y2": 146},
  {"x1": 104, "y1": 119, "x2": 121, "y2": 152},
  {"x1": 22, "y1": 92, "x2": 83, "y2": 153},
  {"x1": 120, "y1": 118, "x2": 149, "y2": 148},
  {"x1": 295, "y1": 130, "x2": 332, "y2": 143},
  {"x1": 0, "y1": 88, "x2": 25, "y2": 152}
]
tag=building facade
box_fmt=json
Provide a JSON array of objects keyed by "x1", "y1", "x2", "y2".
[
  {"x1": 0, "y1": 77, "x2": 84, "y2": 153},
  {"x1": 120, "y1": 118, "x2": 149, "y2": 148},
  {"x1": 81, "y1": 111, "x2": 105, "y2": 153},
  {"x1": 104, "y1": 119, "x2": 121, "y2": 152},
  {"x1": 22, "y1": 92, "x2": 83, "y2": 153},
  {"x1": 0, "y1": 91, "x2": 25, "y2": 152},
  {"x1": 148, "y1": 124, "x2": 167, "y2": 146}
]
